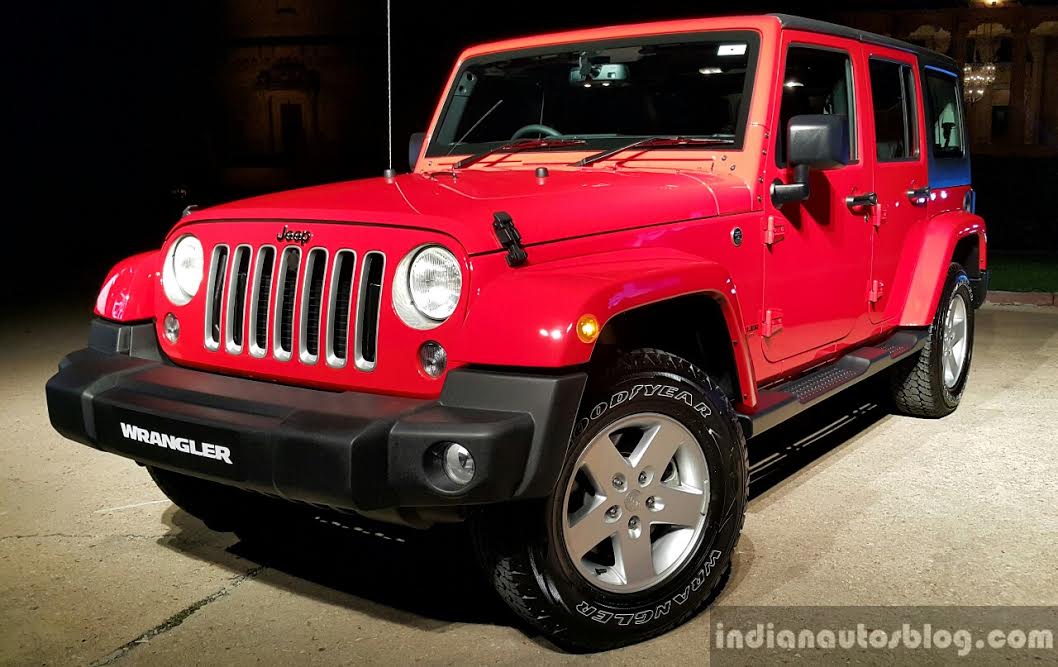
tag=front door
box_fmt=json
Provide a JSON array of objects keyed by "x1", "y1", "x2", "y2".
[
  {"x1": 762, "y1": 37, "x2": 873, "y2": 363},
  {"x1": 864, "y1": 52, "x2": 929, "y2": 322}
]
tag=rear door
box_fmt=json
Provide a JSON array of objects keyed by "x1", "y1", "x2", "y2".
[
  {"x1": 864, "y1": 50, "x2": 929, "y2": 322},
  {"x1": 761, "y1": 35, "x2": 873, "y2": 363}
]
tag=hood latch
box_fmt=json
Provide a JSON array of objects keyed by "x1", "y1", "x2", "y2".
[{"x1": 493, "y1": 211, "x2": 528, "y2": 267}]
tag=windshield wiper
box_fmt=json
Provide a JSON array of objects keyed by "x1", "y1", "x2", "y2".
[
  {"x1": 573, "y1": 136, "x2": 734, "y2": 167},
  {"x1": 453, "y1": 138, "x2": 586, "y2": 170}
]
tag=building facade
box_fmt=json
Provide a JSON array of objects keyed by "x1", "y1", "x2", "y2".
[
  {"x1": 212, "y1": 1, "x2": 376, "y2": 192},
  {"x1": 832, "y1": 1, "x2": 1058, "y2": 155}
]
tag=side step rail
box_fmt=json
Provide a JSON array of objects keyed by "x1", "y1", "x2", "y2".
[{"x1": 738, "y1": 329, "x2": 929, "y2": 438}]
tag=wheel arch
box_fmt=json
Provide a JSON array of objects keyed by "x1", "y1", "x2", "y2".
[
  {"x1": 894, "y1": 210, "x2": 986, "y2": 326},
  {"x1": 94, "y1": 251, "x2": 160, "y2": 322},
  {"x1": 591, "y1": 293, "x2": 749, "y2": 405},
  {"x1": 456, "y1": 249, "x2": 758, "y2": 406},
  {"x1": 951, "y1": 234, "x2": 983, "y2": 279}
]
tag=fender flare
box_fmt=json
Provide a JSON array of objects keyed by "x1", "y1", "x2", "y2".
[
  {"x1": 94, "y1": 251, "x2": 159, "y2": 322},
  {"x1": 455, "y1": 248, "x2": 756, "y2": 403},
  {"x1": 896, "y1": 210, "x2": 986, "y2": 326}
]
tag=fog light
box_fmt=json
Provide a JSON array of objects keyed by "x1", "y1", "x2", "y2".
[
  {"x1": 163, "y1": 313, "x2": 180, "y2": 343},
  {"x1": 419, "y1": 341, "x2": 447, "y2": 378},
  {"x1": 442, "y1": 443, "x2": 475, "y2": 485}
]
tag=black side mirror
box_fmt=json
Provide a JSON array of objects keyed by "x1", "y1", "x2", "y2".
[
  {"x1": 771, "y1": 114, "x2": 850, "y2": 207},
  {"x1": 408, "y1": 132, "x2": 425, "y2": 171}
]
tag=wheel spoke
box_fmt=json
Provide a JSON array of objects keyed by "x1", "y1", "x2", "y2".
[
  {"x1": 615, "y1": 530, "x2": 655, "y2": 584},
  {"x1": 631, "y1": 420, "x2": 686, "y2": 471},
  {"x1": 950, "y1": 325, "x2": 965, "y2": 346},
  {"x1": 944, "y1": 351, "x2": 957, "y2": 385},
  {"x1": 566, "y1": 500, "x2": 618, "y2": 560},
  {"x1": 578, "y1": 436, "x2": 630, "y2": 490},
  {"x1": 651, "y1": 485, "x2": 706, "y2": 527},
  {"x1": 561, "y1": 412, "x2": 712, "y2": 593}
]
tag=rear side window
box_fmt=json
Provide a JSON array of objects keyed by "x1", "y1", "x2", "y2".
[
  {"x1": 925, "y1": 70, "x2": 964, "y2": 158},
  {"x1": 776, "y1": 46, "x2": 856, "y2": 166},
  {"x1": 869, "y1": 59, "x2": 919, "y2": 161}
]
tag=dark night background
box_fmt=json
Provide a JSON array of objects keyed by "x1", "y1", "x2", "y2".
[{"x1": 10, "y1": 1, "x2": 1057, "y2": 307}]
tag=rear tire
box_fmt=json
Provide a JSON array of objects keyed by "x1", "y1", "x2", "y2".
[
  {"x1": 889, "y1": 263, "x2": 975, "y2": 418},
  {"x1": 471, "y1": 349, "x2": 747, "y2": 651}
]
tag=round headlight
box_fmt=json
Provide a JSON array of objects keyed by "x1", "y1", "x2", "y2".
[
  {"x1": 408, "y1": 246, "x2": 462, "y2": 321},
  {"x1": 162, "y1": 234, "x2": 204, "y2": 306}
]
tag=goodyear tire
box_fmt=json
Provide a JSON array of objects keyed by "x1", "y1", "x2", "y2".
[
  {"x1": 472, "y1": 349, "x2": 747, "y2": 651},
  {"x1": 889, "y1": 263, "x2": 975, "y2": 418}
]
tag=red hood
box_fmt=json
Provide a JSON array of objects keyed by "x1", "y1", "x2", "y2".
[{"x1": 188, "y1": 168, "x2": 754, "y2": 255}]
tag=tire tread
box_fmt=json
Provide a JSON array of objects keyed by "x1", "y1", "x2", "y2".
[
  {"x1": 473, "y1": 348, "x2": 746, "y2": 651},
  {"x1": 889, "y1": 263, "x2": 972, "y2": 418}
]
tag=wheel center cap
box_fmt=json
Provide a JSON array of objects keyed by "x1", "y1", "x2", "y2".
[{"x1": 624, "y1": 489, "x2": 642, "y2": 511}]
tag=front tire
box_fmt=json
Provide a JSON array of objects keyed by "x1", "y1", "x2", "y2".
[
  {"x1": 889, "y1": 263, "x2": 975, "y2": 417},
  {"x1": 472, "y1": 349, "x2": 747, "y2": 651}
]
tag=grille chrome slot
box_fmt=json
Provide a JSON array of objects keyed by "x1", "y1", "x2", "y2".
[
  {"x1": 204, "y1": 245, "x2": 229, "y2": 351},
  {"x1": 354, "y1": 252, "x2": 386, "y2": 372},
  {"x1": 199, "y1": 240, "x2": 391, "y2": 372},
  {"x1": 325, "y1": 250, "x2": 356, "y2": 368},
  {"x1": 272, "y1": 247, "x2": 301, "y2": 362},
  {"x1": 248, "y1": 246, "x2": 276, "y2": 358},
  {"x1": 298, "y1": 248, "x2": 328, "y2": 365},
  {"x1": 224, "y1": 245, "x2": 252, "y2": 354}
]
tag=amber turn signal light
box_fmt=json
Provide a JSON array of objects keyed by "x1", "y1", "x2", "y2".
[{"x1": 576, "y1": 314, "x2": 600, "y2": 343}]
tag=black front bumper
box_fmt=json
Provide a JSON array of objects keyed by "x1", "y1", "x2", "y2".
[{"x1": 46, "y1": 320, "x2": 586, "y2": 511}]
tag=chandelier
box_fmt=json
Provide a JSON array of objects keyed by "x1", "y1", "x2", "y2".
[
  {"x1": 962, "y1": 62, "x2": 996, "y2": 104},
  {"x1": 963, "y1": 17, "x2": 999, "y2": 105}
]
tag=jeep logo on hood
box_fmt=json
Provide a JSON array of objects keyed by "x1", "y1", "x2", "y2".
[{"x1": 277, "y1": 225, "x2": 312, "y2": 245}]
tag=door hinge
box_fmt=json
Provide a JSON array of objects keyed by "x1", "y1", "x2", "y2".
[
  {"x1": 869, "y1": 280, "x2": 885, "y2": 304},
  {"x1": 762, "y1": 308, "x2": 784, "y2": 338},
  {"x1": 873, "y1": 204, "x2": 887, "y2": 229},
  {"x1": 763, "y1": 215, "x2": 785, "y2": 247}
]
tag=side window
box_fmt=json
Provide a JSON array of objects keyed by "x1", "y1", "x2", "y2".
[
  {"x1": 925, "y1": 70, "x2": 964, "y2": 158},
  {"x1": 869, "y1": 59, "x2": 919, "y2": 161},
  {"x1": 776, "y1": 46, "x2": 856, "y2": 166}
]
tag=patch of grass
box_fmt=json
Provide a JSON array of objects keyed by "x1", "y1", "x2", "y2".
[{"x1": 987, "y1": 254, "x2": 1058, "y2": 292}]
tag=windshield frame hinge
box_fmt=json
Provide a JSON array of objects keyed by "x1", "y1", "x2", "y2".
[
  {"x1": 492, "y1": 211, "x2": 528, "y2": 267},
  {"x1": 763, "y1": 215, "x2": 785, "y2": 247}
]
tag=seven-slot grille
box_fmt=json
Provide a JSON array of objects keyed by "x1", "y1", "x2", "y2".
[{"x1": 203, "y1": 244, "x2": 385, "y2": 370}]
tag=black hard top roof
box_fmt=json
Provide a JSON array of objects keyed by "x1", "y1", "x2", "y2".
[{"x1": 770, "y1": 14, "x2": 959, "y2": 73}]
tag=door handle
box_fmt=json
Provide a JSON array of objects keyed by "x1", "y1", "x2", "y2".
[
  {"x1": 845, "y1": 192, "x2": 877, "y2": 209},
  {"x1": 907, "y1": 187, "x2": 930, "y2": 205}
]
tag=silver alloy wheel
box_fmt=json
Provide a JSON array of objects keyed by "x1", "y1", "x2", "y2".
[
  {"x1": 941, "y1": 291, "x2": 970, "y2": 389},
  {"x1": 561, "y1": 413, "x2": 710, "y2": 593}
]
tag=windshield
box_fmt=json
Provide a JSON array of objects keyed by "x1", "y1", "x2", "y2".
[{"x1": 426, "y1": 31, "x2": 759, "y2": 159}]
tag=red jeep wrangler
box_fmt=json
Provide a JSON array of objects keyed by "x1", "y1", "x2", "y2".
[{"x1": 47, "y1": 14, "x2": 986, "y2": 650}]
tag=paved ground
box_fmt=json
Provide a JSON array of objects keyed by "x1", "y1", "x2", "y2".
[{"x1": 2, "y1": 303, "x2": 1056, "y2": 665}]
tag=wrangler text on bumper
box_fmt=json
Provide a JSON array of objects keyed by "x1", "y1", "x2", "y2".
[{"x1": 46, "y1": 320, "x2": 585, "y2": 511}]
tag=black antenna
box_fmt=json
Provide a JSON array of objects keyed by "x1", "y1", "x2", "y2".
[{"x1": 383, "y1": 0, "x2": 396, "y2": 179}]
